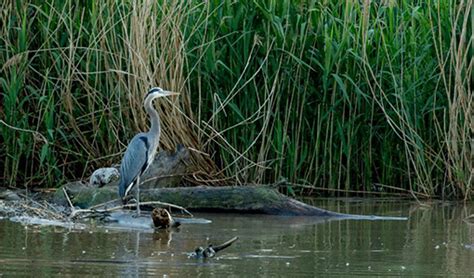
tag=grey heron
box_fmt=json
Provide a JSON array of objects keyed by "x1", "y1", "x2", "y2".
[{"x1": 118, "y1": 87, "x2": 179, "y2": 215}]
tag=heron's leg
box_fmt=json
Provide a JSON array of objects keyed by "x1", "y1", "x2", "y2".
[{"x1": 136, "y1": 176, "x2": 141, "y2": 216}]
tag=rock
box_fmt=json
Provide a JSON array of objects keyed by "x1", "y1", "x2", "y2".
[
  {"x1": 140, "y1": 144, "x2": 190, "y2": 189},
  {"x1": 89, "y1": 167, "x2": 119, "y2": 187}
]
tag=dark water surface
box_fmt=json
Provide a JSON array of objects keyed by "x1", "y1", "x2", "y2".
[{"x1": 0, "y1": 199, "x2": 473, "y2": 276}]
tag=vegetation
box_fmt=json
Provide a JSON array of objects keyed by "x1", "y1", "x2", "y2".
[{"x1": 0, "y1": 0, "x2": 472, "y2": 199}]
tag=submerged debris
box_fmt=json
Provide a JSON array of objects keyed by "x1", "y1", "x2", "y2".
[
  {"x1": 188, "y1": 237, "x2": 239, "y2": 259},
  {"x1": 152, "y1": 208, "x2": 181, "y2": 229}
]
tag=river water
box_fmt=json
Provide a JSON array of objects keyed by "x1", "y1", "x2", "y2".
[{"x1": 0, "y1": 199, "x2": 472, "y2": 276}]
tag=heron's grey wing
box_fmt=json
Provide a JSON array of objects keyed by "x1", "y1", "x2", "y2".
[{"x1": 118, "y1": 135, "x2": 149, "y2": 197}]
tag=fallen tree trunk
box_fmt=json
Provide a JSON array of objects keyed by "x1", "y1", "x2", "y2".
[{"x1": 54, "y1": 184, "x2": 406, "y2": 220}]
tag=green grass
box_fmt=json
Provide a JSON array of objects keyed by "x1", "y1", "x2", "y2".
[{"x1": 0, "y1": 0, "x2": 472, "y2": 199}]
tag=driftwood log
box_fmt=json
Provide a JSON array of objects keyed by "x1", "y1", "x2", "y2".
[
  {"x1": 50, "y1": 147, "x2": 406, "y2": 220},
  {"x1": 54, "y1": 184, "x2": 407, "y2": 220},
  {"x1": 58, "y1": 145, "x2": 405, "y2": 220}
]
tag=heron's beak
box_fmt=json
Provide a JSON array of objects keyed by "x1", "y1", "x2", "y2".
[{"x1": 163, "y1": 90, "x2": 180, "y2": 96}]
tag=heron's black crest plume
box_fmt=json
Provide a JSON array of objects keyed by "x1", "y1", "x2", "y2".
[{"x1": 147, "y1": 87, "x2": 162, "y2": 96}]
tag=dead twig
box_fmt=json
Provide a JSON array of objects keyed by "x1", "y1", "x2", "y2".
[
  {"x1": 62, "y1": 186, "x2": 193, "y2": 219},
  {"x1": 62, "y1": 187, "x2": 74, "y2": 210},
  {"x1": 67, "y1": 199, "x2": 193, "y2": 219},
  {"x1": 88, "y1": 198, "x2": 121, "y2": 210},
  {"x1": 18, "y1": 193, "x2": 65, "y2": 220},
  {"x1": 0, "y1": 119, "x2": 48, "y2": 144},
  {"x1": 62, "y1": 188, "x2": 96, "y2": 219},
  {"x1": 106, "y1": 201, "x2": 193, "y2": 217},
  {"x1": 213, "y1": 236, "x2": 239, "y2": 252}
]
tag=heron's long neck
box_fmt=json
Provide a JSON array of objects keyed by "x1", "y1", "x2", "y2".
[{"x1": 144, "y1": 97, "x2": 161, "y2": 140}]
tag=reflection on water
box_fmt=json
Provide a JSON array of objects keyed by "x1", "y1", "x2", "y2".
[{"x1": 0, "y1": 199, "x2": 473, "y2": 276}]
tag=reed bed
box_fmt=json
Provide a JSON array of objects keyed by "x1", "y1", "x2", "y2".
[{"x1": 0, "y1": 0, "x2": 472, "y2": 199}]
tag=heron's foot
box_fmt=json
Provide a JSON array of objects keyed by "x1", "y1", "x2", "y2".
[
  {"x1": 122, "y1": 195, "x2": 135, "y2": 204},
  {"x1": 129, "y1": 204, "x2": 141, "y2": 218},
  {"x1": 126, "y1": 199, "x2": 141, "y2": 217},
  {"x1": 122, "y1": 196, "x2": 142, "y2": 217},
  {"x1": 135, "y1": 206, "x2": 141, "y2": 218},
  {"x1": 124, "y1": 197, "x2": 137, "y2": 206}
]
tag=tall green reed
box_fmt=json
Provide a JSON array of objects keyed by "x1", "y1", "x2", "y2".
[
  {"x1": 0, "y1": 0, "x2": 471, "y2": 199},
  {"x1": 182, "y1": 0, "x2": 471, "y2": 198}
]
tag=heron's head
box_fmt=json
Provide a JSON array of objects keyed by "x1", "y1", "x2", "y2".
[{"x1": 146, "y1": 87, "x2": 179, "y2": 99}]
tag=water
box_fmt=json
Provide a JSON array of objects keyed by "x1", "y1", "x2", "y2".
[{"x1": 0, "y1": 199, "x2": 472, "y2": 276}]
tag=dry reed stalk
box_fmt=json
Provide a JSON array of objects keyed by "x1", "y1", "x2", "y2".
[
  {"x1": 98, "y1": 0, "x2": 222, "y2": 184},
  {"x1": 440, "y1": 0, "x2": 473, "y2": 199}
]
